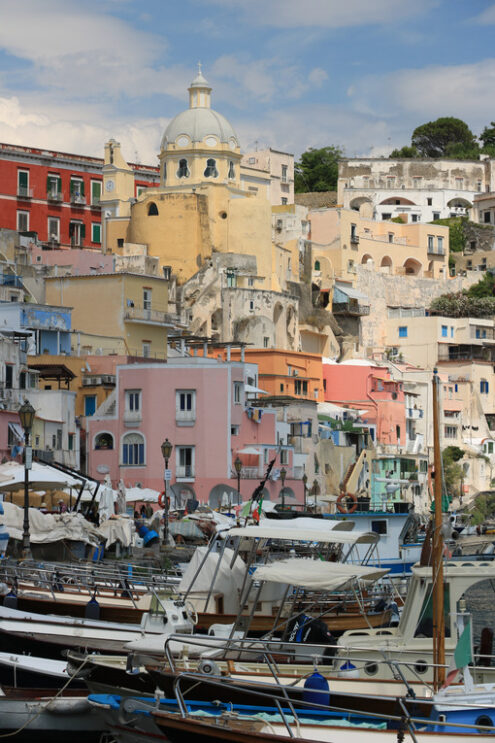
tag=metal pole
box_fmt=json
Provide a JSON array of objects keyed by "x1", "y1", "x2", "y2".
[
  {"x1": 237, "y1": 469, "x2": 241, "y2": 505},
  {"x1": 164, "y1": 455, "x2": 169, "y2": 546},
  {"x1": 432, "y1": 368, "x2": 445, "y2": 691},
  {"x1": 22, "y1": 429, "x2": 31, "y2": 560}
]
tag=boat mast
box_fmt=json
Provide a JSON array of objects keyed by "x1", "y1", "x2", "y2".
[{"x1": 432, "y1": 368, "x2": 445, "y2": 690}]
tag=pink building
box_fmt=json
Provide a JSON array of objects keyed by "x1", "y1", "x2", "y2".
[
  {"x1": 323, "y1": 360, "x2": 406, "y2": 447},
  {"x1": 88, "y1": 356, "x2": 301, "y2": 506}
]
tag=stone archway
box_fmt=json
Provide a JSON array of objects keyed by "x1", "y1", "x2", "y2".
[
  {"x1": 361, "y1": 254, "x2": 373, "y2": 265},
  {"x1": 170, "y1": 483, "x2": 196, "y2": 509},
  {"x1": 208, "y1": 483, "x2": 240, "y2": 509},
  {"x1": 380, "y1": 256, "x2": 393, "y2": 274},
  {"x1": 403, "y1": 258, "x2": 422, "y2": 275}
]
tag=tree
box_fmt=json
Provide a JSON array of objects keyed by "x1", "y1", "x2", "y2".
[
  {"x1": 467, "y1": 272, "x2": 495, "y2": 298},
  {"x1": 411, "y1": 117, "x2": 478, "y2": 158},
  {"x1": 429, "y1": 292, "x2": 495, "y2": 318},
  {"x1": 480, "y1": 122, "x2": 495, "y2": 149},
  {"x1": 442, "y1": 447, "x2": 464, "y2": 497},
  {"x1": 294, "y1": 146, "x2": 343, "y2": 193},
  {"x1": 389, "y1": 145, "x2": 418, "y2": 158}
]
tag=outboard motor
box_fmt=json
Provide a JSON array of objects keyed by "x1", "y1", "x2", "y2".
[
  {"x1": 85, "y1": 593, "x2": 100, "y2": 620},
  {"x1": 287, "y1": 615, "x2": 337, "y2": 663},
  {"x1": 3, "y1": 590, "x2": 18, "y2": 609}
]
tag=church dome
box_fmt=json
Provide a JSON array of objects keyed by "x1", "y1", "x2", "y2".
[{"x1": 160, "y1": 68, "x2": 239, "y2": 151}]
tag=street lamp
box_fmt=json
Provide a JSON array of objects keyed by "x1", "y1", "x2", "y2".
[
  {"x1": 234, "y1": 456, "x2": 242, "y2": 506},
  {"x1": 302, "y1": 473, "x2": 308, "y2": 510},
  {"x1": 19, "y1": 399, "x2": 35, "y2": 560},
  {"x1": 161, "y1": 438, "x2": 173, "y2": 547},
  {"x1": 280, "y1": 466, "x2": 286, "y2": 508}
]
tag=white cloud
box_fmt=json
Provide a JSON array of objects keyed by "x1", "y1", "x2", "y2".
[
  {"x1": 201, "y1": 0, "x2": 432, "y2": 28},
  {"x1": 348, "y1": 59, "x2": 495, "y2": 134},
  {"x1": 471, "y1": 4, "x2": 495, "y2": 24},
  {"x1": 308, "y1": 68, "x2": 328, "y2": 87}
]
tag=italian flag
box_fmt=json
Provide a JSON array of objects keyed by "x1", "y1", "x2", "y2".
[{"x1": 442, "y1": 619, "x2": 473, "y2": 688}]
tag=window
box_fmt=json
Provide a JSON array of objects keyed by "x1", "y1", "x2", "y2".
[
  {"x1": 48, "y1": 217, "x2": 60, "y2": 242},
  {"x1": 17, "y1": 170, "x2": 29, "y2": 198},
  {"x1": 444, "y1": 425, "x2": 457, "y2": 439},
  {"x1": 95, "y1": 432, "x2": 114, "y2": 450},
  {"x1": 281, "y1": 164, "x2": 288, "y2": 183},
  {"x1": 136, "y1": 185, "x2": 147, "y2": 197},
  {"x1": 467, "y1": 259, "x2": 472, "y2": 269},
  {"x1": 142, "y1": 342, "x2": 150, "y2": 358},
  {"x1": 413, "y1": 177, "x2": 422, "y2": 187},
  {"x1": 204, "y1": 158, "x2": 218, "y2": 178},
  {"x1": 388, "y1": 233, "x2": 394, "y2": 243},
  {"x1": 69, "y1": 221, "x2": 85, "y2": 247},
  {"x1": 68, "y1": 434, "x2": 74, "y2": 451},
  {"x1": 147, "y1": 202, "x2": 159, "y2": 216},
  {"x1": 234, "y1": 381, "x2": 243, "y2": 404},
  {"x1": 441, "y1": 325, "x2": 448, "y2": 337},
  {"x1": 177, "y1": 446, "x2": 194, "y2": 478},
  {"x1": 176, "y1": 390, "x2": 196, "y2": 424},
  {"x1": 371, "y1": 520, "x2": 387, "y2": 535},
  {"x1": 411, "y1": 214, "x2": 418, "y2": 222},
  {"x1": 432, "y1": 212, "x2": 440, "y2": 220},
  {"x1": 426, "y1": 197, "x2": 432, "y2": 206},
  {"x1": 226, "y1": 269, "x2": 237, "y2": 288},
  {"x1": 249, "y1": 300, "x2": 254, "y2": 311},
  {"x1": 47, "y1": 174, "x2": 62, "y2": 199},
  {"x1": 398, "y1": 326, "x2": 408, "y2": 338},
  {"x1": 17, "y1": 211, "x2": 29, "y2": 232},
  {"x1": 70, "y1": 177, "x2": 84, "y2": 202},
  {"x1": 263, "y1": 336, "x2": 270, "y2": 348},
  {"x1": 455, "y1": 177, "x2": 463, "y2": 189},
  {"x1": 280, "y1": 449, "x2": 289, "y2": 465},
  {"x1": 350, "y1": 223, "x2": 357, "y2": 240},
  {"x1": 450, "y1": 326, "x2": 454, "y2": 338},
  {"x1": 480, "y1": 379, "x2": 489, "y2": 394},
  {"x1": 477, "y1": 180, "x2": 482, "y2": 192},
  {"x1": 91, "y1": 223, "x2": 101, "y2": 244},
  {"x1": 248, "y1": 277, "x2": 254, "y2": 287},
  {"x1": 248, "y1": 157, "x2": 256, "y2": 164},
  {"x1": 231, "y1": 425, "x2": 239, "y2": 436},
  {"x1": 484, "y1": 212, "x2": 491, "y2": 224},
  {"x1": 382, "y1": 213, "x2": 391, "y2": 220},
  {"x1": 281, "y1": 197, "x2": 288, "y2": 205},
  {"x1": 122, "y1": 433, "x2": 145, "y2": 466},
  {"x1": 427, "y1": 235, "x2": 434, "y2": 251},
  {"x1": 177, "y1": 159, "x2": 190, "y2": 179},
  {"x1": 5, "y1": 365, "x2": 13, "y2": 389},
  {"x1": 314, "y1": 260, "x2": 321, "y2": 271},
  {"x1": 84, "y1": 395, "x2": 97, "y2": 416},
  {"x1": 228, "y1": 161, "x2": 235, "y2": 179},
  {"x1": 294, "y1": 379, "x2": 308, "y2": 395},
  {"x1": 143, "y1": 288, "x2": 152, "y2": 310},
  {"x1": 91, "y1": 180, "x2": 102, "y2": 205},
  {"x1": 126, "y1": 390, "x2": 141, "y2": 412},
  {"x1": 280, "y1": 383, "x2": 284, "y2": 392},
  {"x1": 487, "y1": 441, "x2": 494, "y2": 454},
  {"x1": 437, "y1": 236, "x2": 443, "y2": 252}
]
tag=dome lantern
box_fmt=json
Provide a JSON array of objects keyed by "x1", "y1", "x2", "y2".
[{"x1": 188, "y1": 62, "x2": 212, "y2": 109}]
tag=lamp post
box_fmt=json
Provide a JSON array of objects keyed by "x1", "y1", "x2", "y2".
[
  {"x1": 302, "y1": 473, "x2": 308, "y2": 510},
  {"x1": 280, "y1": 466, "x2": 286, "y2": 508},
  {"x1": 234, "y1": 456, "x2": 242, "y2": 506},
  {"x1": 312, "y1": 479, "x2": 319, "y2": 506},
  {"x1": 19, "y1": 399, "x2": 35, "y2": 560},
  {"x1": 161, "y1": 438, "x2": 173, "y2": 547}
]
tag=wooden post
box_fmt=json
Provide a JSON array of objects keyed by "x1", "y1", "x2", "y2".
[{"x1": 432, "y1": 368, "x2": 445, "y2": 690}]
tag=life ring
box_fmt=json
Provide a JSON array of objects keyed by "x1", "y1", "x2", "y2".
[
  {"x1": 158, "y1": 492, "x2": 170, "y2": 510},
  {"x1": 337, "y1": 492, "x2": 358, "y2": 514}
]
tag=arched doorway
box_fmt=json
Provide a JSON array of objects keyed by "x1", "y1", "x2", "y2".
[
  {"x1": 208, "y1": 484, "x2": 240, "y2": 509},
  {"x1": 380, "y1": 256, "x2": 393, "y2": 274},
  {"x1": 170, "y1": 483, "x2": 197, "y2": 510},
  {"x1": 403, "y1": 258, "x2": 422, "y2": 275},
  {"x1": 361, "y1": 254, "x2": 373, "y2": 265}
]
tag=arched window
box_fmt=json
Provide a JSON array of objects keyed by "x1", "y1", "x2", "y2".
[
  {"x1": 147, "y1": 202, "x2": 159, "y2": 216},
  {"x1": 314, "y1": 260, "x2": 321, "y2": 271},
  {"x1": 94, "y1": 432, "x2": 114, "y2": 450},
  {"x1": 228, "y1": 161, "x2": 235, "y2": 179},
  {"x1": 204, "y1": 158, "x2": 218, "y2": 178},
  {"x1": 177, "y1": 159, "x2": 190, "y2": 179},
  {"x1": 122, "y1": 433, "x2": 145, "y2": 466}
]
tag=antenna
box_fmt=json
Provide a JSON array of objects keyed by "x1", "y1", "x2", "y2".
[{"x1": 197, "y1": 60, "x2": 202, "y2": 75}]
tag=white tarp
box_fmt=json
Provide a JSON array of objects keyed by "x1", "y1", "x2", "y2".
[
  {"x1": 98, "y1": 517, "x2": 133, "y2": 548},
  {"x1": 0, "y1": 501, "x2": 101, "y2": 545},
  {"x1": 98, "y1": 486, "x2": 115, "y2": 523},
  {"x1": 125, "y1": 487, "x2": 160, "y2": 503},
  {"x1": 178, "y1": 546, "x2": 246, "y2": 614},
  {"x1": 227, "y1": 523, "x2": 378, "y2": 545},
  {"x1": 254, "y1": 558, "x2": 388, "y2": 589},
  {"x1": 0, "y1": 461, "x2": 86, "y2": 491}
]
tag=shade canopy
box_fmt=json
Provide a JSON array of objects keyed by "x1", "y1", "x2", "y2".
[
  {"x1": 237, "y1": 447, "x2": 261, "y2": 455},
  {"x1": 125, "y1": 487, "x2": 161, "y2": 503},
  {"x1": 254, "y1": 558, "x2": 388, "y2": 589},
  {"x1": 0, "y1": 461, "x2": 87, "y2": 491},
  {"x1": 228, "y1": 522, "x2": 378, "y2": 545}
]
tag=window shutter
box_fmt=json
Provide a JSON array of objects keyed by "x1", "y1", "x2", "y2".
[
  {"x1": 70, "y1": 179, "x2": 74, "y2": 195},
  {"x1": 69, "y1": 223, "x2": 74, "y2": 237},
  {"x1": 80, "y1": 224, "x2": 86, "y2": 238},
  {"x1": 46, "y1": 175, "x2": 50, "y2": 192},
  {"x1": 57, "y1": 176, "x2": 62, "y2": 194},
  {"x1": 18, "y1": 171, "x2": 28, "y2": 187},
  {"x1": 80, "y1": 180, "x2": 85, "y2": 196}
]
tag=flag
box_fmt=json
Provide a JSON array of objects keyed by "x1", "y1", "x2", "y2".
[
  {"x1": 442, "y1": 619, "x2": 472, "y2": 688},
  {"x1": 241, "y1": 501, "x2": 251, "y2": 518},
  {"x1": 253, "y1": 493, "x2": 263, "y2": 524}
]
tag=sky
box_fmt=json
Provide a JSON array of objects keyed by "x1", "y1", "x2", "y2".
[{"x1": 0, "y1": 0, "x2": 494, "y2": 166}]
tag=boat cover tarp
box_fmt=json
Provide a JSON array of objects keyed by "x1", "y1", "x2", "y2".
[
  {"x1": 254, "y1": 558, "x2": 388, "y2": 589},
  {"x1": 227, "y1": 523, "x2": 378, "y2": 545},
  {"x1": 98, "y1": 517, "x2": 133, "y2": 548},
  {"x1": 0, "y1": 501, "x2": 101, "y2": 545},
  {"x1": 178, "y1": 546, "x2": 246, "y2": 613}
]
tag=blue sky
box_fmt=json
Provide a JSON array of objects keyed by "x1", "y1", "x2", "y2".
[{"x1": 0, "y1": 0, "x2": 494, "y2": 165}]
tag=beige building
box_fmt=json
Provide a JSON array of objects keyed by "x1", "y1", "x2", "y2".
[
  {"x1": 45, "y1": 272, "x2": 176, "y2": 359},
  {"x1": 309, "y1": 207, "x2": 449, "y2": 283},
  {"x1": 241, "y1": 148, "x2": 294, "y2": 205}
]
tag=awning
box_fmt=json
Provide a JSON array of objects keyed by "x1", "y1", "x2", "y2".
[
  {"x1": 254, "y1": 558, "x2": 388, "y2": 589},
  {"x1": 237, "y1": 447, "x2": 261, "y2": 455},
  {"x1": 245, "y1": 384, "x2": 268, "y2": 395},
  {"x1": 335, "y1": 283, "x2": 370, "y2": 301},
  {"x1": 8, "y1": 422, "x2": 25, "y2": 445},
  {"x1": 228, "y1": 524, "x2": 378, "y2": 545}
]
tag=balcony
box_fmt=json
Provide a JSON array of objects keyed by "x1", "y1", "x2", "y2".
[
  {"x1": 406, "y1": 408, "x2": 424, "y2": 420},
  {"x1": 176, "y1": 464, "x2": 194, "y2": 479},
  {"x1": 17, "y1": 187, "x2": 33, "y2": 199},
  {"x1": 332, "y1": 301, "x2": 370, "y2": 316},
  {"x1": 123, "y1": 409, "x2": 142, "y2": 427},
  {"x1": 47, "y1": 190, "x2": 63, "y2": 202},
  {"x1": 90, "y1": 199, "x2": 101, "y2": 209},
  {"x1": 124, "y1": 306, "x2": 179, "y2": 326},
  {"x1": 70, "y1": 193, "x2": 86, "y2": 206},
  {"x1": 0, "y1": 275, "x2": 23, "y2": 288},
  {"x1": 427, "y1": 245, "x2": 445, "y2": 255},
  {"x1": 350, "y1": 234, "x2": 360, "y2": 245},
  {"x1": 176, "y1": 409, "x2": 196, "y2": 426},
  {"x1": 237, "y1": 466, "x2": 294, "y2": 479}
]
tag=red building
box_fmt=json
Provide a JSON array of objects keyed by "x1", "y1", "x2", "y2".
[{"x1": 0, "y1": 142, "x2": 159, "y2": 250}]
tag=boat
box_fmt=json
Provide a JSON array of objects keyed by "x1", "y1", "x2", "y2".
[{"x1": 0, "y1": 650, "x2": 86, "y2": 689}]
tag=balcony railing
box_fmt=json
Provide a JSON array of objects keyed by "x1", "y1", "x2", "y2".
[
  {"x1": 236, "y1": 466, "x2": 294, "y2": 479},
  {"x1": 176, "y1": 465, "x2": 194, "y2": 479},
  {"x1": 17, "y1": 187, "x2": 33, "y2": 199},
  {"x1": 332, "y1": 302, "x2": 370, "y2": 316},
  {"x1": 406, "y1": 408, "x2": 424, "y2": 420},
  {"x1": 124, "y1": 306, "x2": 179, "y2": 325},
  {"x1": 427, "y1": 245, "x2": 445, "y2": 255},
  {"x1": 0, "y1": 275, "x2": 23, "y2": 287},
  {"x1": 350, "y1": 234, "x2": 359, "y2": 244},
  {"x1": 70, "y1": 194, "x2": 86, "y2": 206},
  {"x1": 47, "y1": 191, "x2": 63, "y2": 202}
]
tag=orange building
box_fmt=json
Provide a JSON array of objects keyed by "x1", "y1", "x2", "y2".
[{"x1": 211, "y1": 348, "x2": 324, "y2": 402}]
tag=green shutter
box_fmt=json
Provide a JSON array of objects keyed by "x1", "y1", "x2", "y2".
[
  {"x1": 70, "y1": 179, "x2": 74, "y2": 195},
  {"x1": 18, "y1": 171, "x2": 28, "y2": 188},
  {"x1": 80, "y1": 224, "x2": 86, "y2": 239},
  {"x1": 92, "y1": 224, "x2": 101, "y2": 243},
  {"x1": 57, "y1": 176, "x2": 62, "y2": 194},
  {"x1": 80, "y1": 180, "x2": 85, "y2": 196},
  {"x1": 46, "y1": 175, "x2": 50, "y2": 192},
  {"x1": 92, "y1": 181, "x2": 101, "y2": 201}
]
